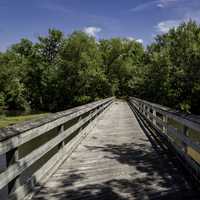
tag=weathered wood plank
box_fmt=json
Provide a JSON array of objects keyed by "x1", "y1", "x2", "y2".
[
  {"x1": 129, "y1": 97, "x2": 200, "y2": 180},
  {"x1": 0, "y1": 98, "x2": 114, "y2": 200},
  {"x1": 0, "y1": 103, "x2": 109, "y2": 191},
  {"x1": 32, "y1": 101, "x2": 198, "y2": 200},
  {"x1": 0, "y1": 98, "x2": 113, "y2": 155},
  {"x1": 0, "y1": 98, "x2": 112, "y2": 142},
  {"x1": 129, "y1": 97, "x2": 200, "y2": 132},
  {"x1": 9, "y1": 101, "x2": 113, "y2": 200}
]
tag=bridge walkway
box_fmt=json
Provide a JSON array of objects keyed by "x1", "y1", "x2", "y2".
[{"x1": 32, "y1": 101, "x2": 199, "y2": 200}]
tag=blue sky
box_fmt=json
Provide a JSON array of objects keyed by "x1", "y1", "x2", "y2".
[{"x1": 0, "y1": 0, "x2": 200, "y2": 51}]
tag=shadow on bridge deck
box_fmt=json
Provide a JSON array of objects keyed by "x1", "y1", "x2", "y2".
[{"x1": 31, "y1": 101, "x2": 200, "y2": 200}]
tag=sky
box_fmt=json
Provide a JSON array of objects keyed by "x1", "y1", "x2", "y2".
[{"x1": 0, "y1": 0, "x2": 200, "y2": 51}]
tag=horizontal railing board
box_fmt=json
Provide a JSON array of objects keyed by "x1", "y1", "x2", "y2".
[
  {"x1": 0, "y1": 98, "x2": 112, "y2": 142},
  {"x1": 0, "y1": 101, "x2": 111, "y2": 190},
  {"x1": 0, "y1": 97, "x2": 114, "y2": 200},
  {"x1": 129, "y1": 96, "x2": 200, "y2": 180},
  {"x1": 9, "y1": 101, "x2": 112, "y2": 200},
  {"x1": 167, "y1": 126, "x2": 200, "y2": 155},
  {"x1": 130, "y1": 97, "x2": 200, "y2": 133},
  {"x1": 0, "y1": 98, "x2": 113, "y2": 155}
]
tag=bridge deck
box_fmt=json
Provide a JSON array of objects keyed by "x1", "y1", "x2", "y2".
[{"x1": 32, "y1": 101, "x2": 198, "y2": 200}]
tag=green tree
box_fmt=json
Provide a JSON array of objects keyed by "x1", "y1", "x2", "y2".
[
  {"x1": 0, "y1": 52, "x2": 29, "y2": 111},
  {"x1": 36, "y1": 29, "x2": 64, "y2": 64},
  {"x1": 22, "y1": 29, "x2": 63, "y2": 111},
  {"x1": 57, "y1": 31, "x2": 111, "y2": 107},
  {"x1": 143, "y1": 20, "x2": 200, "y2": 113},
  {"x1": 99, "y1": 38, "x2": 144, "y2": 96}
]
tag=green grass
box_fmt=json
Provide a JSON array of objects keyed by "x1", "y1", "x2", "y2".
[{"x1": 0, "y1": 113, "x2": 48, "y2": 128}]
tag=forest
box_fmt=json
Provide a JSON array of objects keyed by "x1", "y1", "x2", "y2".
[{"x1": 0, "y1": 20, "x2": 200, "y2": 115}]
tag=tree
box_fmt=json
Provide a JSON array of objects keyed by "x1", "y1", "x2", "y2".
[
  {"x1": 99, "y1": 38, "x2": 144, "y2": 96},
  {"x1": 21, "y1": 29, "x2": 64, "y2": 111},
  {"x1": 0, "y1": 22, "x2": 200, "y2": 115},
  {"x1": 57, "y1": 31, "x2": 111, "y2": 108},
  {"x1": 143, "y1": 20, "x2": 200, "y2": 113},
  {"x1": 36, "y1": 29, "x2": 64, "y2": 64},
  {"x1": 11, "y1": 38, "x2": 33, "y2": 58},
  {"x1": 0, "y1": 51, "x2": 29, "y2": 111}
]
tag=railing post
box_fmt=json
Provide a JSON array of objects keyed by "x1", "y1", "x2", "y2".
[
  {"x1": 138, "y1": 103, "x2": 141, "y2": 112},
  {"x1": 143, "y1": 104, "x2": 146, "y2": 116},
  {"x1": 181, "y1": 125, "x2": 188, "y2": 153},
  {"x1": 78, "y1": 115, "x2": 83, "y2": 132},
  {"x1": 162, "y1": 115, "x2": 167, "y2": 134},
  {"x1": 0, "y1": 154, "x2": 8, "y2": 199},
  {"x1": 58, "y1": 125, "x2": 65, "y2": 149},
  {"x1": 152, "y1": 109, "x2": 156, "y2": 126},
  {"x1": 146, "y1": 106, "x2": 150, "y2": 120},
  {"x1": 6, "y1": 148, "x2": 20, "y2": 195},
  {"x1": 89, "y1": 110, "x2": 94, "y2": 121}
]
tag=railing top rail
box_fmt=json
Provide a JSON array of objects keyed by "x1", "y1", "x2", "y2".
[
  {"x1": 0, "y1": 97, "x2": 114, "y2": 198},
  {"x1": 129, "y1": 97, "x2": 200, "y2": 132},
  {"x1": 0, "y1": 97, "x2": 114, "y2": 142},
  {"x1": 129, "y1": 96, "x2": 200, "y2": 181}
]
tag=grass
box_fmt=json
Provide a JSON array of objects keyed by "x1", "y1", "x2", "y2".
[{"x1": 0, "y1": 113, "x2": 48, "y2": 128}]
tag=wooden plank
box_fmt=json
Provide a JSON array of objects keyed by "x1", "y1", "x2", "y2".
[
  {"x1": 0, "y1": 98, "x2": 113, "y2": 142},
  {"x1": 187, "y1": 147, "x2": 200, "y2": 165},
  {"x1": 9, "y1": 101, "x2": 113, "y2": 200},
  {"x1": 0, "y1": 102, "x2": 111, "y2": 191},
  {"x1": 129, "y1": 97, "x2": 200, "y2": 133},
  {"x1": 0, "y1": 98, "x2": 113, "y2": 155},
  {"x1": 32, "y1": 101, "x2": 196, "y2": 200},
  {"x1": 167, "y1": 125, "x2": 200, "y2": 155},
  {"x1": 129, "y1": 97, "x2": 200, "y2": 182}
]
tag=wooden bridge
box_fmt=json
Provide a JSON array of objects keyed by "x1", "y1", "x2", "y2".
[{"x1": 0, "y1": 97, "x2": 200, "y2": 200}]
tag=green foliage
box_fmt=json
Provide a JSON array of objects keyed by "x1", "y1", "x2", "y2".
[
  {"x1": 99, "y1": 38, "x2": 144, "y2": 96},
  {"x1": 11, "y1": 38, "x2": 33, "y2": 58},
  {"x1": 0, "y1": 51, "x2": 29, "y2": 111},
  {"x1": 56, "y1": 31, "x2": 111, "y2": 108},
  {"x1": 0, "y1": 22, "x2": 200, "y2": 115},
  {"x1": 36, "y1": 29, "x2": 64, "y2": 64},
  {"x1": 141, "y1": 20, "x2": 200, "y2": 114}
]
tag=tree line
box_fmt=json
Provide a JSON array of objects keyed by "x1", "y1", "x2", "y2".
[{"x1": 0, "y1": 20, "x2": 200, "y2": 114}]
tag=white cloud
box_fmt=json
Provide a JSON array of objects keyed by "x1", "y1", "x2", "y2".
[
  {"x1": 130, "y1": 1, "x2": 156, "y2": 12},
  {"x1": 83, "y1": 26, "x2": 102, "y2": 37},
  {"x1": 136, "y1": 39, "x2": 144, "y2": 44},
  {"x1": 127, "y1": 37, "x2": 134, "y2": 41},
  {"x1": 157, "y1": 0, "x2": 179, "y2": 8},
  {"x1": 156, "y1": 19, "x2": 181, "y2": 33},
  {"x1": 154, "y1": 1, "x2": 200, "y2": 34},
  {"x1": 130, "y1": 0, "x2": 179, "y2": 12},
  {"x1": 127, "y1": 37, "x2": 143, "y2": 44}
]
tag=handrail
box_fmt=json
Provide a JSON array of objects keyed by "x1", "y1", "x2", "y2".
[
  {"x1": 129, "y1": 96, "x2": 200, "y2": 181},
  {"x1": 0, "y1": 97, "x2": 114, "y2": 199}
]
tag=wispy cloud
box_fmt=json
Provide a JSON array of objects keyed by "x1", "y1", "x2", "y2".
[
  {"x1": 83, "y1": 26, "x2": 102, "y2": 37},
  {"x1": 130, "y1": 1, "x2": 156, "y2": 12},
  {"x1": 157, "y1": 0, "x2": 179, "y2": 8},
  {"x1": 136, "y1": 39, "x2": 144, "y2": 44},
  {"x1": 131, "y1": 0, "x2": 179, "y2": 12},
  {"x1": 127, "y1": 37, "x2": 134, "y2": 41},
  {"x1": 127, "y1": 37, "x2": 144, "y2": 44},
  {"x1": 155, "y1": 19, "x2": 181, "y2": 33},
  {"x1": 155, "y1": 2, "x2": 200, "y2": 34},
  {"x1": 39, "y1": 1, "x2": 71, "y2": 14}
]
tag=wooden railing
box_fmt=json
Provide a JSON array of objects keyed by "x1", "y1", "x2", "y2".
[
  {"x1": 0, "y1": 97, "x2": 114, "y2": 200},
  {"x1": 129, "y1": 97, "x2": 200, "y2": 181}
]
